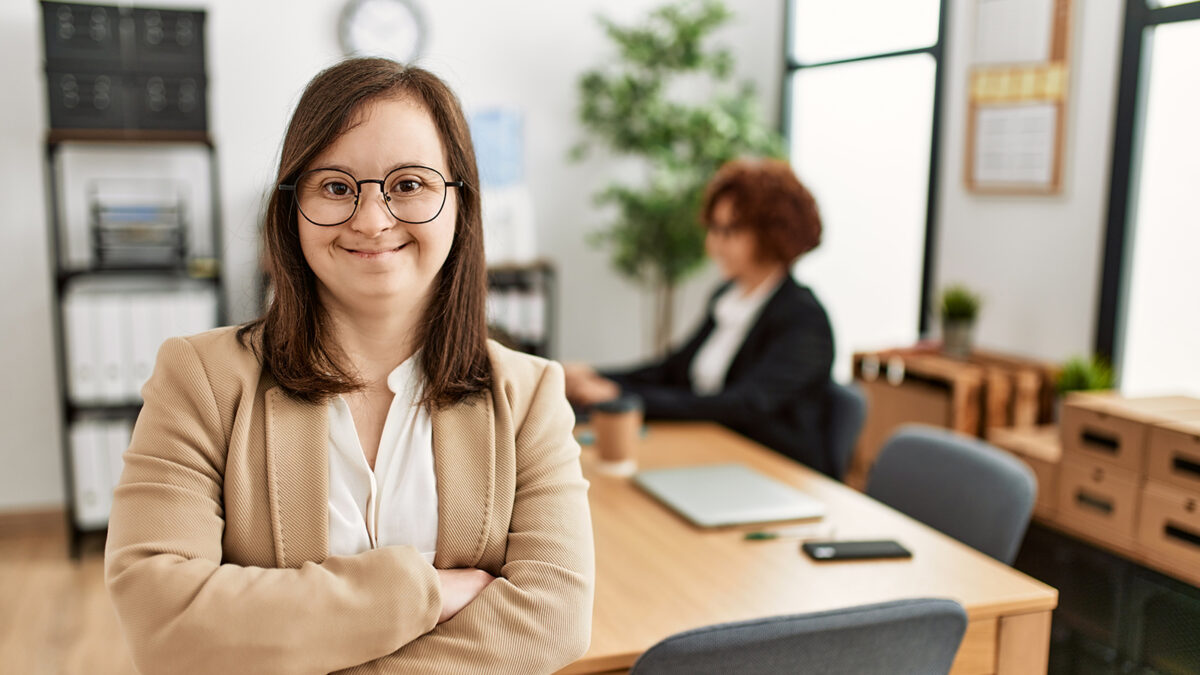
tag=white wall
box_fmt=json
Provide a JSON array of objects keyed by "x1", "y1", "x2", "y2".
[
  {"x1": 933, "y1": 0, "x2": 1125, "y2": 363},
  {"x1": 0, "y1": 1, "x2": 783, "y2": 510}
]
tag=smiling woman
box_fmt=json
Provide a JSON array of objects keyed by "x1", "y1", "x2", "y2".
[{"x1": 103, "y1": 58, "x2": 594, "y2": 675}]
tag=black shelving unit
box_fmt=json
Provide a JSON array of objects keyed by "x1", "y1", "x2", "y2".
[
  {"x1": 40, "y1": 1, "x2": 221, "y2": 558},
  {"x1": 486, "y1": 260, "x2": 556, "y2": 359},
  {"x1": 43, "y1": 130, "x2": 226, "y2": 559},
  {"x1": 1015, "y1": 522, "x2": 1200, "y2": 673}
]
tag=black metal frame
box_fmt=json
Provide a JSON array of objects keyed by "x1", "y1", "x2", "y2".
[
  {"x1": 1095, "y1": 0, "x2": 1200, "y2": 362},
  {"x1": 780, "y1": 0, "x2": 951, "y2": 336},
  {"x1": 44, "y1": 131, "x2": 226, "y2": 559},
  {"x1": 278, "y1": 165, "x2": 464, "y2": 227}
]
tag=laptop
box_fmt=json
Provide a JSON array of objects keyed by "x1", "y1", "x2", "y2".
[{"x1": 633, "y1": 463, "x2": 826, "y2": 528}]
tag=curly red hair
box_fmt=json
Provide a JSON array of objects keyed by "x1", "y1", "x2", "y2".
[{"x1": 700, "y1": 158, "x2": 822, "y2": 265}]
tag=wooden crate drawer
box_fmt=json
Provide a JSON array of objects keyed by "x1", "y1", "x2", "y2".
[
  {"x1": 1147, "y1": 421, "x2": 1200, "y2": 494},
  {"x1": 1060, "y1": 394, "x2": 1200, "y2": 473},
  {"x1": 1057, "y1": 456, "x2": 1140, "y2": 548},
  {"x1": 1027, "y1": 455, "x2": 1060, "y2": 520},
  {"x1": 1136, "y1": 481, "x2": 1200, "y2": 587},
  {"x1": 989, "y1": 426, "x2": 1060, "y2": 520}
]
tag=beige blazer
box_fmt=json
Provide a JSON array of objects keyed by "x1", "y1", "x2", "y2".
[{"x1": 104, "y1": 327, "x2": 595, "y2": 675}]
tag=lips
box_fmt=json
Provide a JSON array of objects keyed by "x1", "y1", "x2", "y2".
[{"x1": 341, "y1": 243, "x2": 410, "y2": 255}]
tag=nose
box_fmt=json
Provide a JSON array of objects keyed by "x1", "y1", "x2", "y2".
[{"x1": 348, "y1": 183, "x2": 395, "y2": 237}]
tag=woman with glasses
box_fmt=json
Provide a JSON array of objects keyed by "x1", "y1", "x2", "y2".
[
  {"x1": 565, "y1": 159, "x2": 836, "y2": 476},
  {"x1": 105, "y1": 58, "x2": 594, "y2": 674}
]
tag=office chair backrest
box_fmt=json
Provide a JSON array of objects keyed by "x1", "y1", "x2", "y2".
[
  {"x1": 628, "y1": 597, "x2": 968, "y2": 675},
  {"x1": 866, "y1": 425, "x2": 1037, "y2": 564},
  {"x1": 827, "y1": 380, "x2": 867, "y2": 481}
]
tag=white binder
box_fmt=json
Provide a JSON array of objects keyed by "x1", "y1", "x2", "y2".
[
  {"x1": 127, "y1": 292, "x2": 158, "y2": 397},
  {"x1": 63, "y1": 292, "x2": 100, "y2": 403},
  {"x1": 69, "y1": 421, "x2": 110, "y2": 529},
  {"x1": 94, "y1": 294, "x2": 127, "y2": 403}
]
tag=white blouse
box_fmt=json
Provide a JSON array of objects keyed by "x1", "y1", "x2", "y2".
[
  {"x1": 326, "y1": 353, "x2": 439, "y2": 563},
  {"x1": 690, "y1": 273, "x2": 784, "y2": 395}
]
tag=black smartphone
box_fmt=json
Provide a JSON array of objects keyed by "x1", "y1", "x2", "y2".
[{"x1": 801, "y1": 539, "x2": 913, "y2": 561}]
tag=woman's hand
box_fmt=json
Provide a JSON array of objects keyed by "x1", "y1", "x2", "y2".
[
  {"x1": 574, "y1": 377, "x2": 620, "y2": 407},
  {"x1": 562, "y1": 362, "x2": 597, "y2": 402},
  {"x1": 563, "y1": 362, "x2": 620, "y2": 407},
  {"x1": 435, "y1": 568, "x2": 496, "y2": 624}
]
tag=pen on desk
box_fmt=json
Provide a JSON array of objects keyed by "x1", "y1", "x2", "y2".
[{"x1": 744, "y1": 523, "x2": 834, "y2": 541}]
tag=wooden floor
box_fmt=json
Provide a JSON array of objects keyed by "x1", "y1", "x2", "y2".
[{"x1": 0, "y1": 527, "x2": 136, "y2": 674}]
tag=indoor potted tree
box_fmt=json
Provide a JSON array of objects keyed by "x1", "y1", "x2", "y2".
[
  {"x1": 571, "y1": 0, "x2": 784, "y2": 355},
  {"x1": 940, "y1": 284, "x2": 982, "y2": 358}
]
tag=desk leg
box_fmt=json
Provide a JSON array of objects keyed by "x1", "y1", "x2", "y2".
[{"x1": 996, "y1": 610, "x2": 1051, "y2": 674}]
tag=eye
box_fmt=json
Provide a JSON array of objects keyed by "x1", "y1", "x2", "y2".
[
  {"x1": 322, "y1": 180, "x2": 354, "y2": 198},
  {"x1": 389, "y1": 176, "x2": 425, "y2": 195}
]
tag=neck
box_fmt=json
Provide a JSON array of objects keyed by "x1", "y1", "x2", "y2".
[
  {"x1": 735, "y1": 264, "x2": 786, "y2": 297},
  {"x1": 320, "y1": 289, "x2": 426, "y2": 389}
]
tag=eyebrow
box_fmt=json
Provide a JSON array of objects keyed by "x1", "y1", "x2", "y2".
[{"x1": 310, "y1": 161, "x2": 439, "y2": 176}]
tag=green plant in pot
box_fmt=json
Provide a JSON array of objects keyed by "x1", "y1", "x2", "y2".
[
  {"x1": 1056, "y1": 355, "x2": 1115, "y2": 395},
  {"x1": 571, "y1": 0, "x2": 784, "y2": 355},
  {"x1": 940, "y1": 284, "x2": 982, "y2": 358},
  {"x1": 1055, "y1": 355, "x2": 1115, "y2": 421}
]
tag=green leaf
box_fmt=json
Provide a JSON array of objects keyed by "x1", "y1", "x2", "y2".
[{"x1": 572, "y1": 0, "x2": 785, "y2": 293}]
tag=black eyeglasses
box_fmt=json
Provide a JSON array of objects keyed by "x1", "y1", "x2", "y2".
[{"x1": 278, "y1": 165, "x2": 464, "y2": 226}]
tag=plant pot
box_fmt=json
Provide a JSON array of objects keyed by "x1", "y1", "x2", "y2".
[{"x1": 942, "y1": 318, "x2": 975, "y2": 359}]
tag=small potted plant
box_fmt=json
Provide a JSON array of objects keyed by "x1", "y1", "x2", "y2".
[
  {"x1": 940, "y1": 284, "x2": 982, "y2": 358},
  {"x1": 1055, "y1": 355, "x2": 1115, "y2": 419}
]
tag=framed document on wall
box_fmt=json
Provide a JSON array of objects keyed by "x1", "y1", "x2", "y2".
[{"x1": 965, "y1": 0, "x2": 1074, "y2": 194}]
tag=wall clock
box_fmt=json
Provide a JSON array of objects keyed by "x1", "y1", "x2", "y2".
[{"x1": 338, "y1": 0, "x2": 426, "y2": 64}]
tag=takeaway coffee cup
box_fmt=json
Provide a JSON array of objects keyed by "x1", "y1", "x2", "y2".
[{"x1": 591, "y1": 393, "x2": 643, "y2": 476}]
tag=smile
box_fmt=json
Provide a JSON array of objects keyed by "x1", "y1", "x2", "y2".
[{"x1": 340, "y1": 243, "x2": 409, "y2": 259}]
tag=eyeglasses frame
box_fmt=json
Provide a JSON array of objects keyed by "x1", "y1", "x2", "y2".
[{"x1": 278, "y1": 164, "x2": 465, "y2": 227}]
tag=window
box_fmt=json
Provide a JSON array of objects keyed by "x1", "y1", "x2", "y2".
[
  {"x1": 1099, "y1": 1, "x2": 1200, "y2": 395},
  {"x1": 784, "y1": 0, "x2": 947, "y2": 380}
]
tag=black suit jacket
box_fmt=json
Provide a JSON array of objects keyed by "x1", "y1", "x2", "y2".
[{"x1": 601, "y1": 276, "x2": 835, "y2": 475}]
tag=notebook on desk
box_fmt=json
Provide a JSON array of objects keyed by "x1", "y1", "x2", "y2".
[{"x1": 633, "y1": 463, "x2": 825, "y2": 528}]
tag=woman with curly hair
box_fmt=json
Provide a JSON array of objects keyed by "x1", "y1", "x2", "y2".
[{"x1": 565, "y1": 158, "x2": 835, "y2": 475}]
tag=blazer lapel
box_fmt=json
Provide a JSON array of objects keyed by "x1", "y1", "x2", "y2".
[
  {"x1": 264, "y1": 387, "x2": 330, "y2": 568},
  {"x1": 431, "y1": 390, "x2": 496, "y2": 570}
]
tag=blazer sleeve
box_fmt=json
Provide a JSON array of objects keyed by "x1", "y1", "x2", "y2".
[
  {"x1": 335, "y1": 360, "x2": 596, "y2": 675},
  {"x1": 599, "y1": 284, "x2": 726, "y2": 388},
  {"x1": 628, "y1": 302, "x2": 833, "y2": 427},
  {"x1": 104, "y1": 337, "x2": 443, "y2": 675}
]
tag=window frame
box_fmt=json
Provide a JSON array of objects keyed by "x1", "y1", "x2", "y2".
[
  {"x1": 780, "y1": 0, "x2": 952, "y2": 336},
  {"x1": 1096, "y1": 0, "x2": 1200, "y2": 362}
]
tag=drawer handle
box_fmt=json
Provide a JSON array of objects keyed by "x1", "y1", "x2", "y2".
[
  {"x1": 1187, "y1": 499, "x2": 1197, "y2": 514},
  {"x1": 1076, "y1": 491, "x2": 1114, "y2": 515},
  {"x1": 1172, "y1": 455, "x2": 1200, "y2": 479},
  {"x1": 1092, "y1": 467, "x2": 1105, "y2": 482},
  {"x1": 1164, "y1": 522, "x2": 1200, "y2": 549},
  {"x1": 1081, "y1": 429, "x2": 1119, "y2": 453}
]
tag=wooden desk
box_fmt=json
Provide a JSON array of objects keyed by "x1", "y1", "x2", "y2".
[{"x1": 559, "y1": 422, "x2": 1058, "y2": 675}]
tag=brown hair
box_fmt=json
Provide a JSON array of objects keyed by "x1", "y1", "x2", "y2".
[
  {"x1": 238, "y1": 58, "x2": 491, "y2": 408},
  {"x1": 700, "y1": 158, "x2": 822, "y2": 265}
]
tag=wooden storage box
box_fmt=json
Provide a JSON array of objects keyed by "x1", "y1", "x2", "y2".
[
  {"x1": 988, "y1": 425, "x2": 1061, "y2": 520},
  {"x1": 1136, "y1": 481, "x2": 1200, "y2": 587},
  {"x1": 1147, "y1": 420, "x2": 1200, "y2": 494},
  {"x1": 849, "y1": 349, "x2": 984, "y2": 488},
  {"x1": 1059, "y1": 394, "x2": 1200, "y2": 473},
  {"x1": 1057, "y1": 455, "x2": 1140, "y2": 549}
]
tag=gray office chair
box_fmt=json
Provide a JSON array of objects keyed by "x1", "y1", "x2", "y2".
[
  {"x1": 827, "y1": 380, "x2": 867, "y2": 481},
  {"x1": 866, "y1": 425, "x2": 1037, "y2": 564},
  {"x1": 628, "y1": 598, "x2": 968, "y2": 675}
]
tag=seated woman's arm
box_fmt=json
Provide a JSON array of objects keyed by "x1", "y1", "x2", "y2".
[
  {"x1": 623, "y1": 305, "x2": 833, "y2": 427},
  {"x1": 105, "y1": 338, "x2": 443, "y2": 675},
  {"x1": 599, "y1": 284, "x2": 728, "y2": 389},
  {"x1": 334, "y1": 360, "x2": 595, "y2": 675}
]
